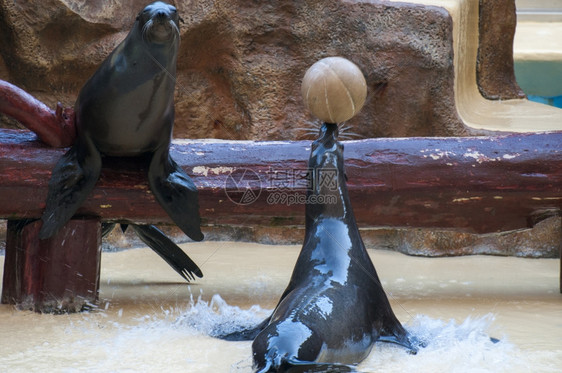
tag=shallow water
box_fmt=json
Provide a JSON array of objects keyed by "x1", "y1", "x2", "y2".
[{"x1": 0, "y1": 241, "x2": 560, "y2": 372}]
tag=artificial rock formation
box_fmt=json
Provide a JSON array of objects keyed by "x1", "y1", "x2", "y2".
[
  {"x1": 1, "y1": 0, "x2": 554, "y2": 260},
  {"x1": 0, "y1": 0, "x2": 520, "y2": 140},
  {"x1": 477, "y1": 0, "x2": 526, "y2": 100},
  {"x1": 98, "y1": 215, "x2": 562, "y2": 259}
]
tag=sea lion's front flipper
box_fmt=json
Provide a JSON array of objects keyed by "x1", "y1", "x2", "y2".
[
  {"x1": 130, "y1": 224, "x2": 203, "y2": 281},
  {"x1": 39, "y1": 141, "x2": 102, "y2": 239},
  {"x1": 378, "y1": 317, "x2": 422, "y2": 354},
  {"x1": 217, "y1": 282, "x2": 300, "y2": 341},
  {"x1": 148, "y1": 148, "x2": 204, "y2": 242},
  {"x1": 215, "y1": 316, "x2": 272, "y2": 341}
]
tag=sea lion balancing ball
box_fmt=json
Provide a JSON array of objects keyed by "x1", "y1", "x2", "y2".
[{"x1": 301, "y1": 56, "x2": 367, "y2": 124}]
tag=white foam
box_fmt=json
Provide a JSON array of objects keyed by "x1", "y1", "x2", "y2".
[
  {"x1": 2, "y1": 297, "x2": 560, "y2": 372},
  {"x1": 174, "y1": 293, "x2": 271, "y2": 337},
  {"x1": 360, "y1": 314, "x2": 561, "y2": 373}
]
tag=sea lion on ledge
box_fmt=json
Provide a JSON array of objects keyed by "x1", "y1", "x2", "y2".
[
  {"x1": 224, "y1": 123, "x2": 418, "y2": 372},
  {"x1": 38, "y1": 2, "x2": 203, "y2": 279}
]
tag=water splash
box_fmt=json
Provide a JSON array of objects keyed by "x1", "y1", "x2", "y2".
[
  {"x1": 174, "y1": 293, "x2": 271, "y2": 337},
  {"x1": 361, "y1": 314, "x2": 560, "y2": 373},
  {"x1": 1, "y1": 297, "x2": 560, "y2": 372}
]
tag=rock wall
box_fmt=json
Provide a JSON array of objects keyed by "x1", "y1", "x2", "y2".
[
  {"x1": 0, "y1": 0, "x2": 496, "y2": 139},
  {"x1": 1, "y1": 0, "x2": 551, "y2": 258},
  {"x1": 477, "y1": 0, "x2": 526, "y2": 99},
  {"x1": 65, "y1": 216, "x2": 562, "y2": 258}
]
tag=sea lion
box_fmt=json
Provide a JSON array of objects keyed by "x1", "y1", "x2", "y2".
[
  {"x1": 224, "y1": 122, "x2": 418, "y2": 372},
  {"x1": 38, "y1": 2, "x2": 203, "y2": 280}
]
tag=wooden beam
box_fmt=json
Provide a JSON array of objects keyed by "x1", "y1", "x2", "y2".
[
  {"x1": 0, "y1": 129, "x2": 560, "y2": 234},
  {"x1": 560, "y1": 216, "x2": 562, "y2": 294},
  {"x1": 1, "y1": 218, "x2": 101, "y2": 312},
  {"x1": 0, "y1": 80, "x2": 75, "y2": 147}
]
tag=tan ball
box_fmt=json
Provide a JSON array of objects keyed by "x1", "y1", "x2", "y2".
[{"x1": 301, "y1": 57, "x2": 367, "y2": 123}]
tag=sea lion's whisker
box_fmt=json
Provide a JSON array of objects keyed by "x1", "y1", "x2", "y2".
[
  {"x1": 339, "y1": 132, "x2": 364, "y2": 140},
  {"x1": 169, "y1": 19, "x2": 180, "y2": 50},
  {"x1": 293, "y1": 127, "x2": 320, "y2": 134},
  {"x1": 338, "y1": 124, "x2": 352, "y2": 132},
  {"x1": 337, "y1": 123, "x2": 364, "y2": 140},
  {"x1": 142, "y1": 19, "x2": 153, "y2": 44}
]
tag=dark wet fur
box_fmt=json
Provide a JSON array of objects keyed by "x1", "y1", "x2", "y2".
[
  {"x1": 38, "y1": 2, "x2": 203, "y2": 280},
  {"x1": 219, "y1": 122, "x2": 419, "y2": 372}
]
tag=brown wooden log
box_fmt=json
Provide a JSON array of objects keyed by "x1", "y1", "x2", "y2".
[
  {"x1": 0, "y1": 129, "x2": 561, "y2": 234},
  {"x1": 558, "y1": 215, "x2": 562, "y2": 294},
  {"x1": 0, "y1": 80, "x2": 75, "y2": 147},
  {"x1": 1, "y1": 218, "x2": 101, "y2": 313}
]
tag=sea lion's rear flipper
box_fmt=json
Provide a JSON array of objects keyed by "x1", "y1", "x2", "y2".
[
  {"x1": 39, "y1": 143, "x2": 102, "y2": 239},
  {"x1": 101, "y1": 222, "x2": 117, "y2": 237},
  {"x1": 101, "y1": 223, "x2": 130, "y2": 237},
  {"x1": 281, "y1": 360, "x2": 354, "y2": 373},
  {"x1": 130, "y1": 224, "x2": 203, "y2": 281},
  {"x1": 148, "y1": 149, "x2": 204, "y2": 242}
]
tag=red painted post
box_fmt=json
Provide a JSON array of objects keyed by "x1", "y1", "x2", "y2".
[{"x1": 1, "y1": 218, "x2": 101, "y2": 313}]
